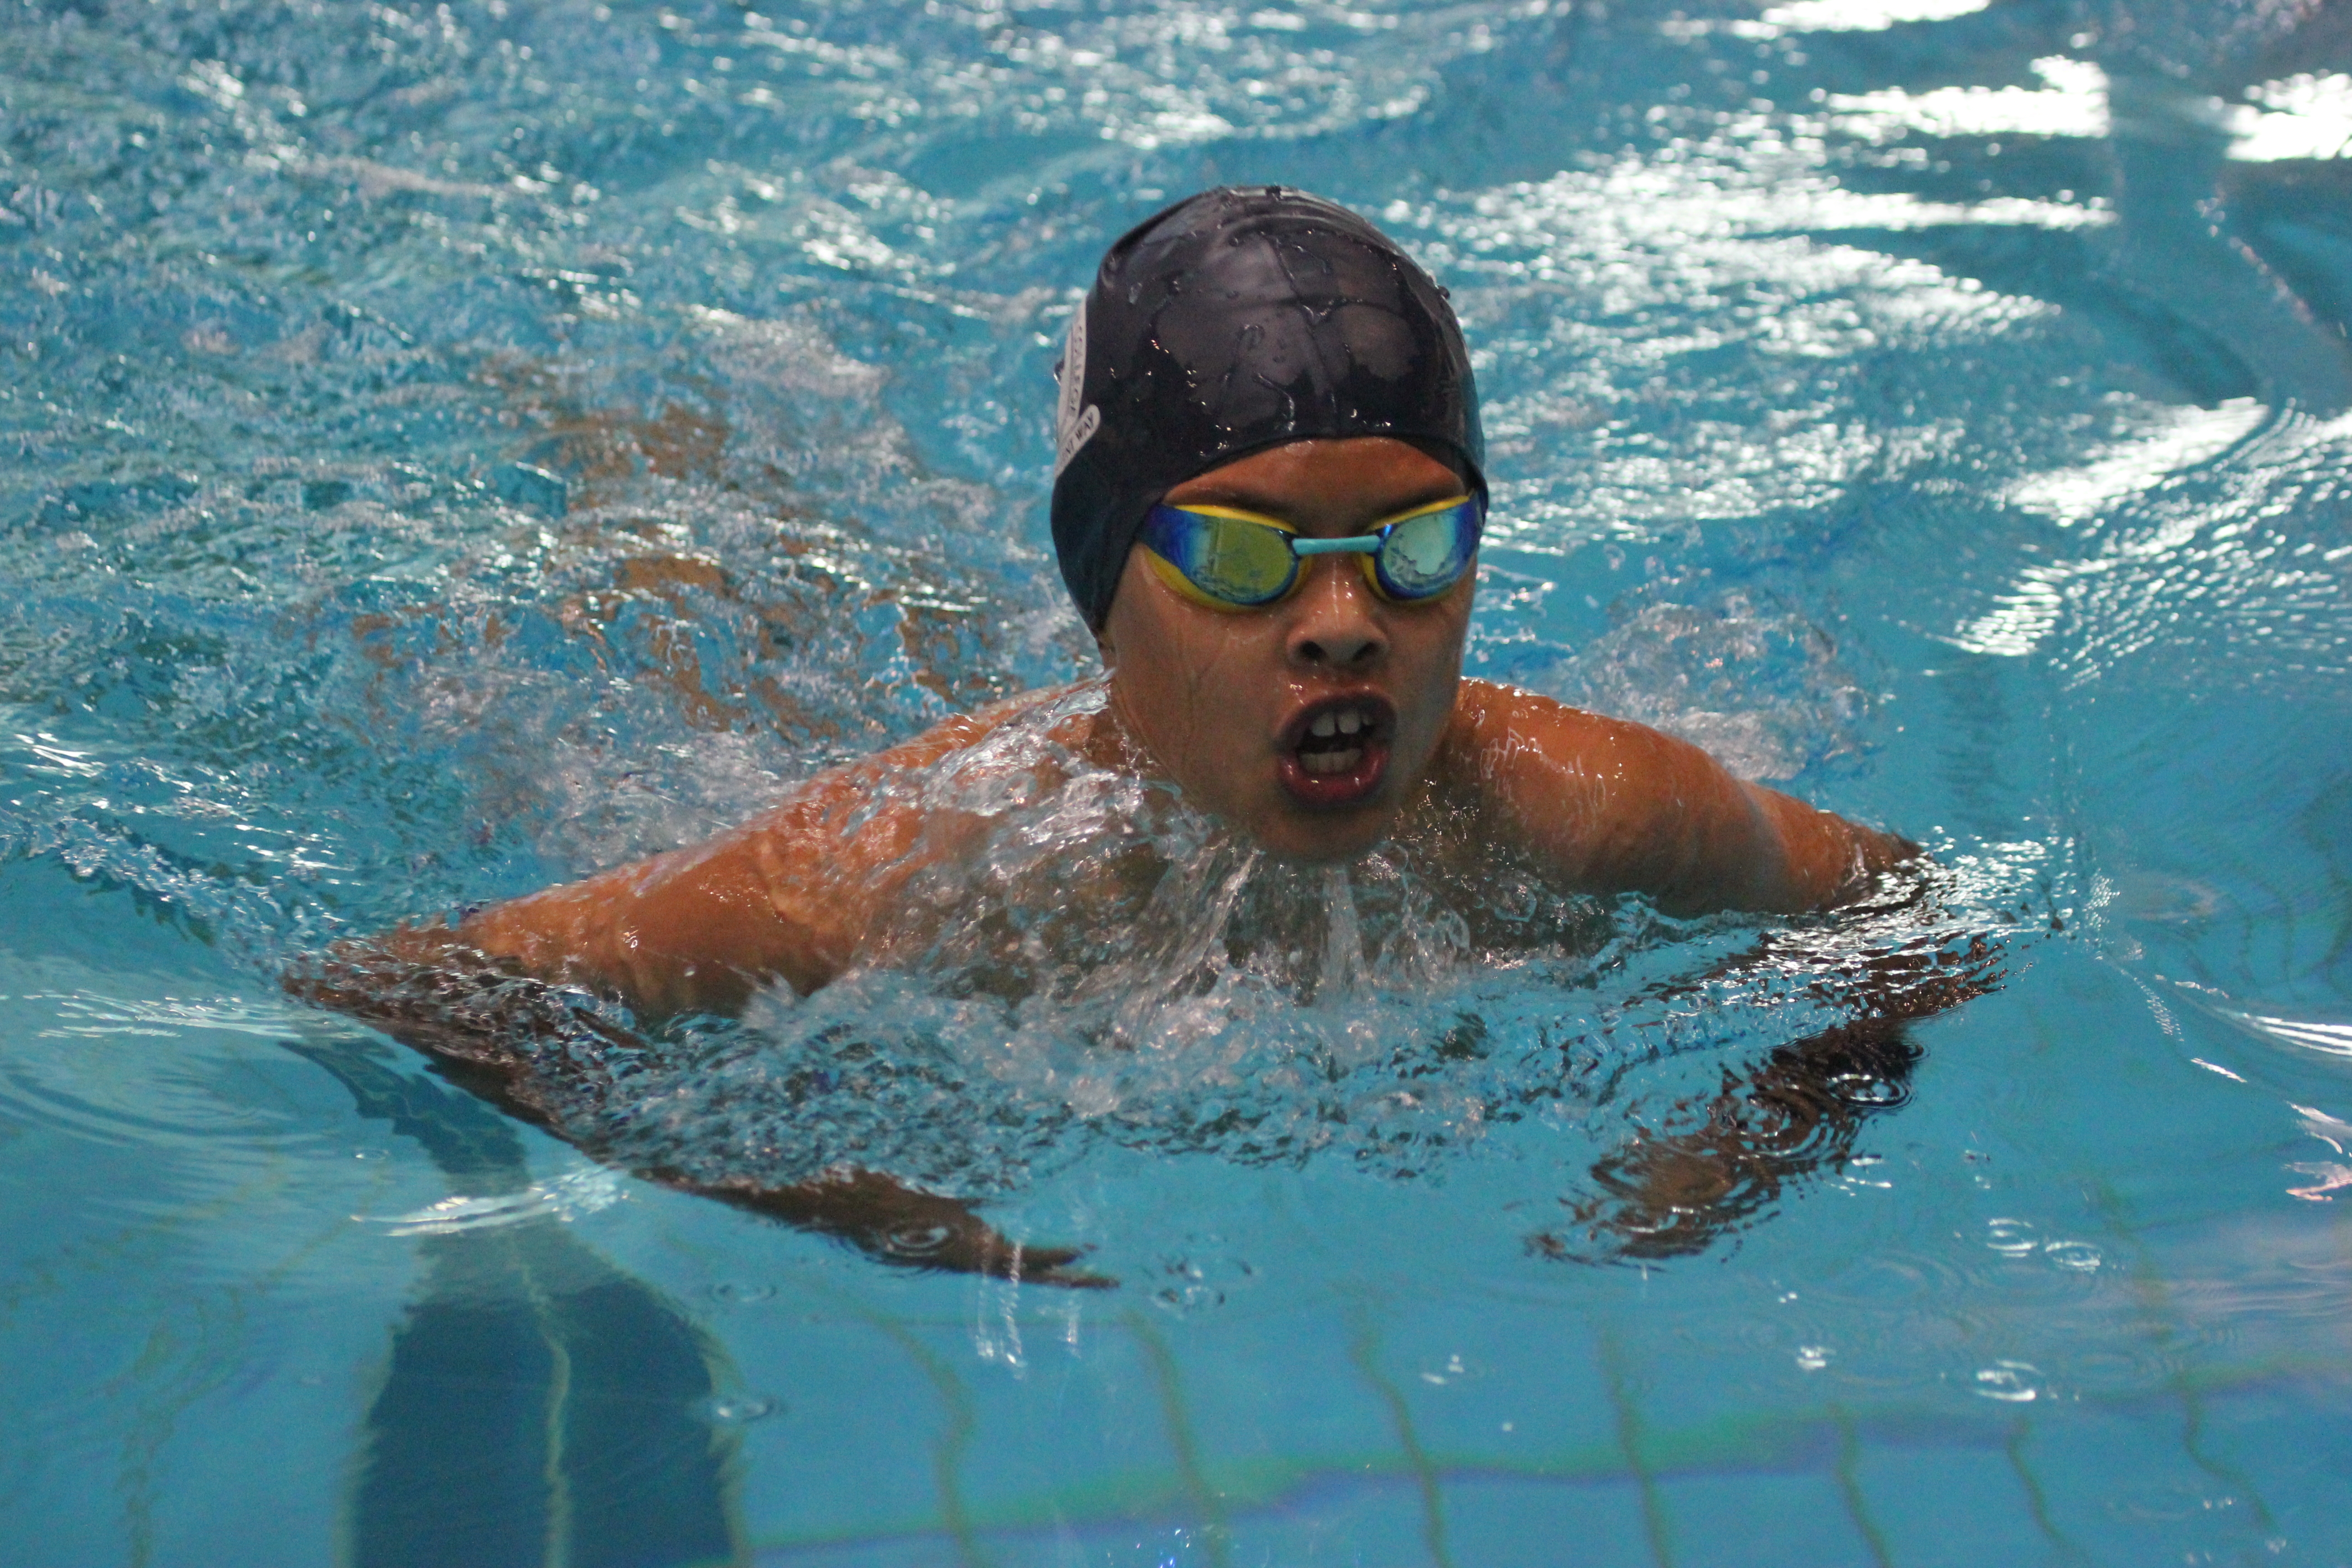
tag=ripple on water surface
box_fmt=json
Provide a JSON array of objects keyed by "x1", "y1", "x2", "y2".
[{"x1": 0, "y1": 986, "x2": 324, "y2": 1152}]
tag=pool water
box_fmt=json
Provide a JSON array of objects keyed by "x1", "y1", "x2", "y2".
[{"x1": 5, "y1": 0, "x2": 2351, "y2": 1561}]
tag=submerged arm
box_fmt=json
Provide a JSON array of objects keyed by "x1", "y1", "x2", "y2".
[
  {"x1": 1451, "y1": 679, "x2": 1914, "y2": 915},
  {"x1": 293, "y1": 939, "x2": 1111, "y2": 1286},
  {"x1": 1536, "y1": 1013, "x2": 1922, "y2": 1263},
  {"x1": 1532, "y1": 914, "x2": 2001, "y2": 1262}
]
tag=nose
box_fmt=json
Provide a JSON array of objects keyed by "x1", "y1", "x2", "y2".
[{"x1": 1285, "y1": 555, "x2": 1387, "y2": 670}]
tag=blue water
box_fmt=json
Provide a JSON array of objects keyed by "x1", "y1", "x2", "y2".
[{"x1": 5, "y1": 0, "x2": 2352, "y2": 1562}]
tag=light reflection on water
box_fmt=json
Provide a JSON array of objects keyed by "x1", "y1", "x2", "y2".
[{"x1": 3, "y1": 0, "x2": 2352, "y2": 1562}]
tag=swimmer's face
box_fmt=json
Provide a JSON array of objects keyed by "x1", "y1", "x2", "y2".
[{"x1": 1098, "y1": 436, "x2": 1475, "y2": 862}]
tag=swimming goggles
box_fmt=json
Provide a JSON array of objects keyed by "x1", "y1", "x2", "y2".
[{"x1": 1138, "y1": 494, "x2": 1483, "y2": 610}]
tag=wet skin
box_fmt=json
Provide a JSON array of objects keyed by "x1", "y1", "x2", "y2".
[{"x1": 1099, "y1": 438, "x2": 1472, "y2": 862}]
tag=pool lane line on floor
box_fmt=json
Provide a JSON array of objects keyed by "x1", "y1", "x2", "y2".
[{"x1": 1345, "y1": 1308, "x2": 1453, "y2": 1568}]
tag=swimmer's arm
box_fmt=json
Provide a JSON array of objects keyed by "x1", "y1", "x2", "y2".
[
  {"x1": 387, "y1": 693, "x2": 1060, "y2": 1014},
  {"x1": 1450, "y1": 679, "x2": 1915, "y2": 915},
  {"x1": 287, "y1": 960, "x2": 1112, "y2": 1287},
  {"x1": 1535, "y1": 1013, "x2": 1924, "y2": 1262}
]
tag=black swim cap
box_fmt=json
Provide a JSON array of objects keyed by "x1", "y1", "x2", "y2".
[{"x1": 1049, "y1": 186, "x2": 1485, "y2": 632}]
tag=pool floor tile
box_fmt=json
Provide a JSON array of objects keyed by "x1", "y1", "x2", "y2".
[
  {"x1": 1441, "y1": 1472, "x2": 1665, "y2": 1568},
  {"x1": 1648, "y1": 1469, "x2": 1875, "y2": 1568}
]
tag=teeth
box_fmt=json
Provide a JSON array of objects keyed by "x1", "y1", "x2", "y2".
[
  {"x1": 1304, "y1": 706, "x2": 1370, "y2": 743},
  {"x1": 1301, "y1": 746, "x2": 1363, "y2": 775}
]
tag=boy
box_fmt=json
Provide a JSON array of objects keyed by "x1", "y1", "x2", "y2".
[{"x1": 314, "y1": 188, "x2": 1916, "y2": 1281}]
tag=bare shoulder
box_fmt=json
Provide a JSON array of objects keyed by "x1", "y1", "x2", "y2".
[
  {"x1": 1447, "y1": 676, "x2": 1636, "y2": 734},
  {"x1": 759, "y1": 681, "x2": 1101, "y2": 820},
  {"x1": 1437, "y1": 677, "x2": 1916, "y2": 912},
  {"x1": 1435, "y1": 677, "x2": 1765, "y2": 901},
  {"x1": 444, "y1": 681, "x2": 1108, "y2": 1012},
  {"x1": 1439, "y1": 677, "x2": 1679, "y2": 782}
]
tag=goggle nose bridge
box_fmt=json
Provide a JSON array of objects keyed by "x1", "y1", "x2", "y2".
[{"x1": 1290, "y1": 534, "x2": 1386, "y2": 557}]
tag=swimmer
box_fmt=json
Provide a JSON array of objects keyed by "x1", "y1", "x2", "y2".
[{"x1": 306, "y1": 187, "x2": 1921, "y2": 1282}]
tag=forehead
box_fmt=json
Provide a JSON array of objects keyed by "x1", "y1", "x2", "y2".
[{"x1": 1161, "y1": 437, "x2": 1464, "y2": 520}]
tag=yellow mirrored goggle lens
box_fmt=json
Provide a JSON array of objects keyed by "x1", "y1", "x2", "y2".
[{"x1": 1141, "y1": 505, "x2": 1305, "y2": 608}]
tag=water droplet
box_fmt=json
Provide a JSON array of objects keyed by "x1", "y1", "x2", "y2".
[
  {"x1": 703, "y1": 1394, "x2": 781, "y2": 1425},
  {"x1": 1973, "y1": 1361, "x2": 2042, "y2": 1401},
  {"x1": 1829, "y1": 1071, "x2": 1903, "y2": 1105},
  {"x1": 710, "y1": 1280, "x2": 778, "y2": 1303},
  {"x1": 1984, "y1": 1217, "x2": 2038, "y2": 1256},
  {"x1": 2043, "y1": 1240, "x2": 2102, "y2": 1271}
]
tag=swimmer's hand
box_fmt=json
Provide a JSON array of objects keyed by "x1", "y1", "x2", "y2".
[{"x1": 668, "y1": 1167, "x2": 1115, "y2": 1289}]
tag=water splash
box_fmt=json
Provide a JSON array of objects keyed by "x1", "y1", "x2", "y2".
[
  {"x1": 365, "y1": 1162, "x2": 626, "y2": 1234},
  {"x1": 508, "y1": 684, "x2": 2060, "y2": 1202}
]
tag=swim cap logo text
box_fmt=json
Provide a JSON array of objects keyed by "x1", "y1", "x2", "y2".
[{"x1": 1054, "y1": 303, "x2": 1101, "y2": 478}]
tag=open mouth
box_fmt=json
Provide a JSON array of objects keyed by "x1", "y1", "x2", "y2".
[{"x1": 1278, "y1": 695, "x2": 1395, "y2": 809}]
